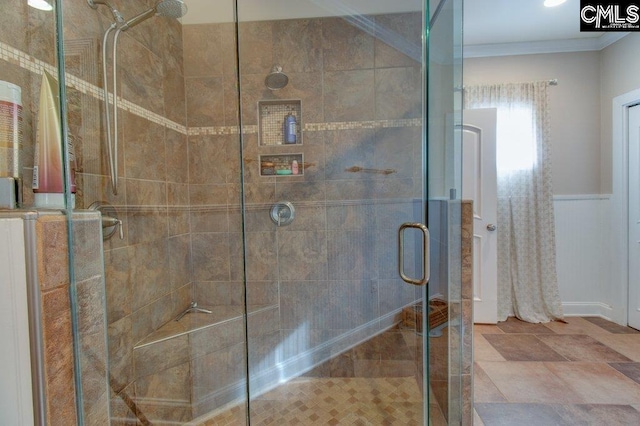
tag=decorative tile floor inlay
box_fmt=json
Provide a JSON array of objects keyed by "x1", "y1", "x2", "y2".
[
  {"x1": 196, "y1": 327, "x2": 430, "y2": 425},
  {"x1": 251, "y1": 377, "x2": 423, "y2": 425},
  {"x1": 199, "y1": 377, "x2": 423, "y2": 425}
]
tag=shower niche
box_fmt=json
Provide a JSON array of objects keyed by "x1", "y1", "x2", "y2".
[
  {"x1": 259, "y1": 154, "x2": 304, "y2": 176},
  {"x1": 258, "y1": 99, "x2": 302, "y2": 146}
]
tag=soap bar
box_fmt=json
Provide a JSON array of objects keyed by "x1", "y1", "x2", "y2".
[{"x1": 276, "y1": 169, "x2": 293, "y2": 175}]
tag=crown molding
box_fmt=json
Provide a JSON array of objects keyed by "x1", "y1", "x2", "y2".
[{"x1": 464, "y1": 33, "x2": 630, "y2": 58}]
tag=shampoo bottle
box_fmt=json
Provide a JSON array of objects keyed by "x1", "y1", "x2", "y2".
[
  {"x1": 284, "y1": 113, "x2": 297, "y2": 144},
  {"x1": 0, "y1": 80, "x2": 23, "y2": 208},
  {"x1": 32, "y1": 70, "x2": 76, "y2": 209},
  {"x1": 291, "y1": 159, "x2": 299, "y2": 175}
]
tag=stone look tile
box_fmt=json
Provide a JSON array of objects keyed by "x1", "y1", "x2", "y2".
[
  {"x1": 478, "y1": 361, "x2": 585, "y2": 404},
  {"x1": 192, "y1": 343, "x2": 247, "y2": 403},
  {"x1": 584, "y1": 317, "x2": 640, "y2": 334},
  {"x1": 70, "y1": 213, "x2": 103, "y2": 281},
  {"x1": 591, "y1": 334, "x2": 640, "y2": 362},
  {"x1": 327, "y1": 280, "x2": 377, "y2": 330},
  {"x1": 37, "y1": 216, "x2": 69, "y2": 291},
  {"x1": 191, "y1": 233, "x2": 231, "y2": 282},
  {"x1": 130, "y1": 240, "x2": 171, "y2": 312},
  {"x1": 108, "y1": 316, "x2": 134, "y2": 394},
  {"x1": 536, "y1": 334, "x2": 632, "y2": 362},
  {"x1": 375, "y1": 67, "x2": 422, "y2": 120},
  {"x1": 135, "y1": 362, "x2": 191, "y2": 404},
  {"x1": 78, "y1": 331, "x2": 109, "y2": 424},
  {"x1": 238, "y1": 20, "x2": 274, "y2": 75},
  {"x1": 610, "y1": 362, "x2": 640, "y2": 385},
  {"x1": 474, "y1": 332, "x2": 506, "y2": 362},
  {"x1": 121, "y1": 114, "x2": 166, "y2": 180},
  {"x1": 280, "y1": 281, "x2": 330, "y2": 330},
  {"x1": 118, "y1": 35, "x2": 164, "y2": 116},
  {"x1": 474, "y1": 324, "x2": 504, "y2": 334},
  {"x1": 483, "y1": 334, "x2": 568, "y2": 362},
  {"x1": 273, "y1": 19, "x2": 323, "y2": 73},
  {"x1": 186, "y1": 77, "x2": 225, "y2": 127},
  {"x1": 474, "y1": 362, "x2": 507, "y2": 403},
  {"x1": 323, "y1": 70, "x2": 375, "y2": 122},
  {"x1": 542, "y1": 316, "x2": 615, "y2": 335},
  {"x1": 163, "y1": 64, "x2": 186, "y2": 126},
  {"x1": 475, "y1": 403, "x2": 568, "y2": 426},
  {"x1": 554, "y1": 404, "x2": 640, "y2": 425},
  {"x1": 322, "y1": 17, "x2": 374, "y2": 71},
  {"x1": 277, "y1": 231, "x2": 328, "y2": 281},
  {"x1": 165, "y1": 129, "x2": 189, "y2": 184},
  {"x1": 183, "y1": 24, "x2": 224, "y2": 77},
  {"x1": 76, "y1": 275, "x2": 107, "y2": 335},
  {"x1": 105, "y1": 247, "x2": 133, "y2": 324},
  {"x1": 41, "y1": 287, "x2": 78, "y2": 425},
  {"x1": 545, "y1": 362, "x2": 640, "y2": 404},
  {"x1": 374, "y1": 13, "x2": 422, "y2": 68},
  {"x1": 133, "y1": 334, "x2": 190, "y2": 380}
]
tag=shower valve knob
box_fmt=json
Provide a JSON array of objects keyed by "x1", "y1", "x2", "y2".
[{"x1": 270, "y1": 201, "x2": 295, "y2": 226}]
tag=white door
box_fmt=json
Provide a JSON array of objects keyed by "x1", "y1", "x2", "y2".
[
  {"x1": 462, "y1": 109, "x2": 498, "y2": 324},
  {"x1": 628, "y1": 104, "x2": 640, "y2": 329}
]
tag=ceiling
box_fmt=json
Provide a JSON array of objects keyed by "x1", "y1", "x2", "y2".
[
  {"x1": 180, "y1": 0, "x2": 628, "y2": 57},
  {"x1": 464, "y1": 0, "x2": 628, "y2": 57}
]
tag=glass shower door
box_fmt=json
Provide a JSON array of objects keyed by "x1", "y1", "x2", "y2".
[{"x1": 235, "y1": 1, "x2": 462, "y2": 423}]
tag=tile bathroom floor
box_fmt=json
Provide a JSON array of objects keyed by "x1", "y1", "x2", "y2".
[{"x1": 474, "y1": 316, "x2": 640, "y2": 425}]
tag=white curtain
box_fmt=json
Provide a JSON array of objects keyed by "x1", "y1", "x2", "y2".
[{"x1": 465, "y1": 82, "x2": 564, "y2": 323}]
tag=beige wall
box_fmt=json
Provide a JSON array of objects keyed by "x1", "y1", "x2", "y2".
[
  {"x1": 464, "y1": 51, "x2": 601, "y2": 195},
  {"x1": 464, "y1": 35, "x2": 640, "y2": 195},
  {"x1": 600, "y1": 33, "x2": 640, "y2": 193}
]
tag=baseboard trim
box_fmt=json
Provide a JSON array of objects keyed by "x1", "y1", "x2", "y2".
[{"x1": 562, "y1": 302, "x2": 614, "y2": 320}]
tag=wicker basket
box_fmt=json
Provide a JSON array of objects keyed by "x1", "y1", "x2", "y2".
[{"x1": 402, "y1": 299, "x2": 448, "y2": 333}]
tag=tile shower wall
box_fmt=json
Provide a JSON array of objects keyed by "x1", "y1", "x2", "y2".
[
  {"x1": 230, "y1": 13, "x2": 424, "y2": 395},
  {"x1": 36, "y1": 212, "x2": 109, "y2": 426},
  {"x1": 60, "y1": 0, "x2": 196, "y2": 423}
]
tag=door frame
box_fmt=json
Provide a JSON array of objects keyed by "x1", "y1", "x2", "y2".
[{"x1": 612, "y1": 88, "x2": 640, "y2": 326}]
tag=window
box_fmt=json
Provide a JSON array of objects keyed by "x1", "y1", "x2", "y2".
[{"x1": 496, "y1": 105, "x2": 537, "y2": 174}]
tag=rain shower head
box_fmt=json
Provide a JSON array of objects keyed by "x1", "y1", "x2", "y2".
[
  {"x1": 156, "y1": 0, "x2": 188, "y2": 18},
  {"x1": 121, "y1": 0, "x2": 187, "y2": 30},
  {"x1": 265, "y1": 65, "x2": 289, "y2": 90}
]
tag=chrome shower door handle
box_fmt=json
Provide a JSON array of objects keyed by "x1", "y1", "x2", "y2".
[{"x1": 398, "y1": 222, "x2": 430, "y2": 286}]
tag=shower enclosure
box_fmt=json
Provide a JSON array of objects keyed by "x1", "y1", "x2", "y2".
[{"x1": 4, "y1": 0, "x2": 463, "y2": 423}]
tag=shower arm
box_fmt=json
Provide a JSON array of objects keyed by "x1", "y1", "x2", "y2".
[{"x1": 86, "y1": 0, "x2": 125, "y2": 24}]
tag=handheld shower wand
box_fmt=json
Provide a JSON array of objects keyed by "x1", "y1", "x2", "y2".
[{"x1": 90, "y1": 0, "x2": 187, "y2": 195}]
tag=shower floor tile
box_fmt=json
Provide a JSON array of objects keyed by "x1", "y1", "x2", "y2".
[{"x1": 194, "y1": 327, "x2": 431, "y2": 425}]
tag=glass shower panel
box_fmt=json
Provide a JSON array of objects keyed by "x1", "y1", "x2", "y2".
[
  {"x1": 236, "y1": 1, "x2": 433, "y2": 423},
  {"x1": 55, "y1": 0, "x2": 464, "y2": 423},
  {"x1": 61, "y1": 0, "x2": 248, "y2": 423},
  {"x1": 428, "y1": 0, "x2": 465, "y2": 424}
]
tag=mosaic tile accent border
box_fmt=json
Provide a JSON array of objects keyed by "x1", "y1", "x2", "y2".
[
  {"x1": 0, "y1": 40, "x2": 57, "y2": 77},
  {"x1": 1, "y1": 42, "x2": 423, "y2": 139}
]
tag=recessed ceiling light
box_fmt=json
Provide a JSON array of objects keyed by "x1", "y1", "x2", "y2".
[
  {"x1": 28, "y1": 0, "x2": 53, "y2": 11},
  {"x1": 544, "y1": 0, "x2": 567, "y2": 7}
]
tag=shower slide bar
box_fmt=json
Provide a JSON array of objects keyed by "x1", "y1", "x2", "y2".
[{"x1": 87, "y1": 0, "x2": 187, "y2": 195}]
